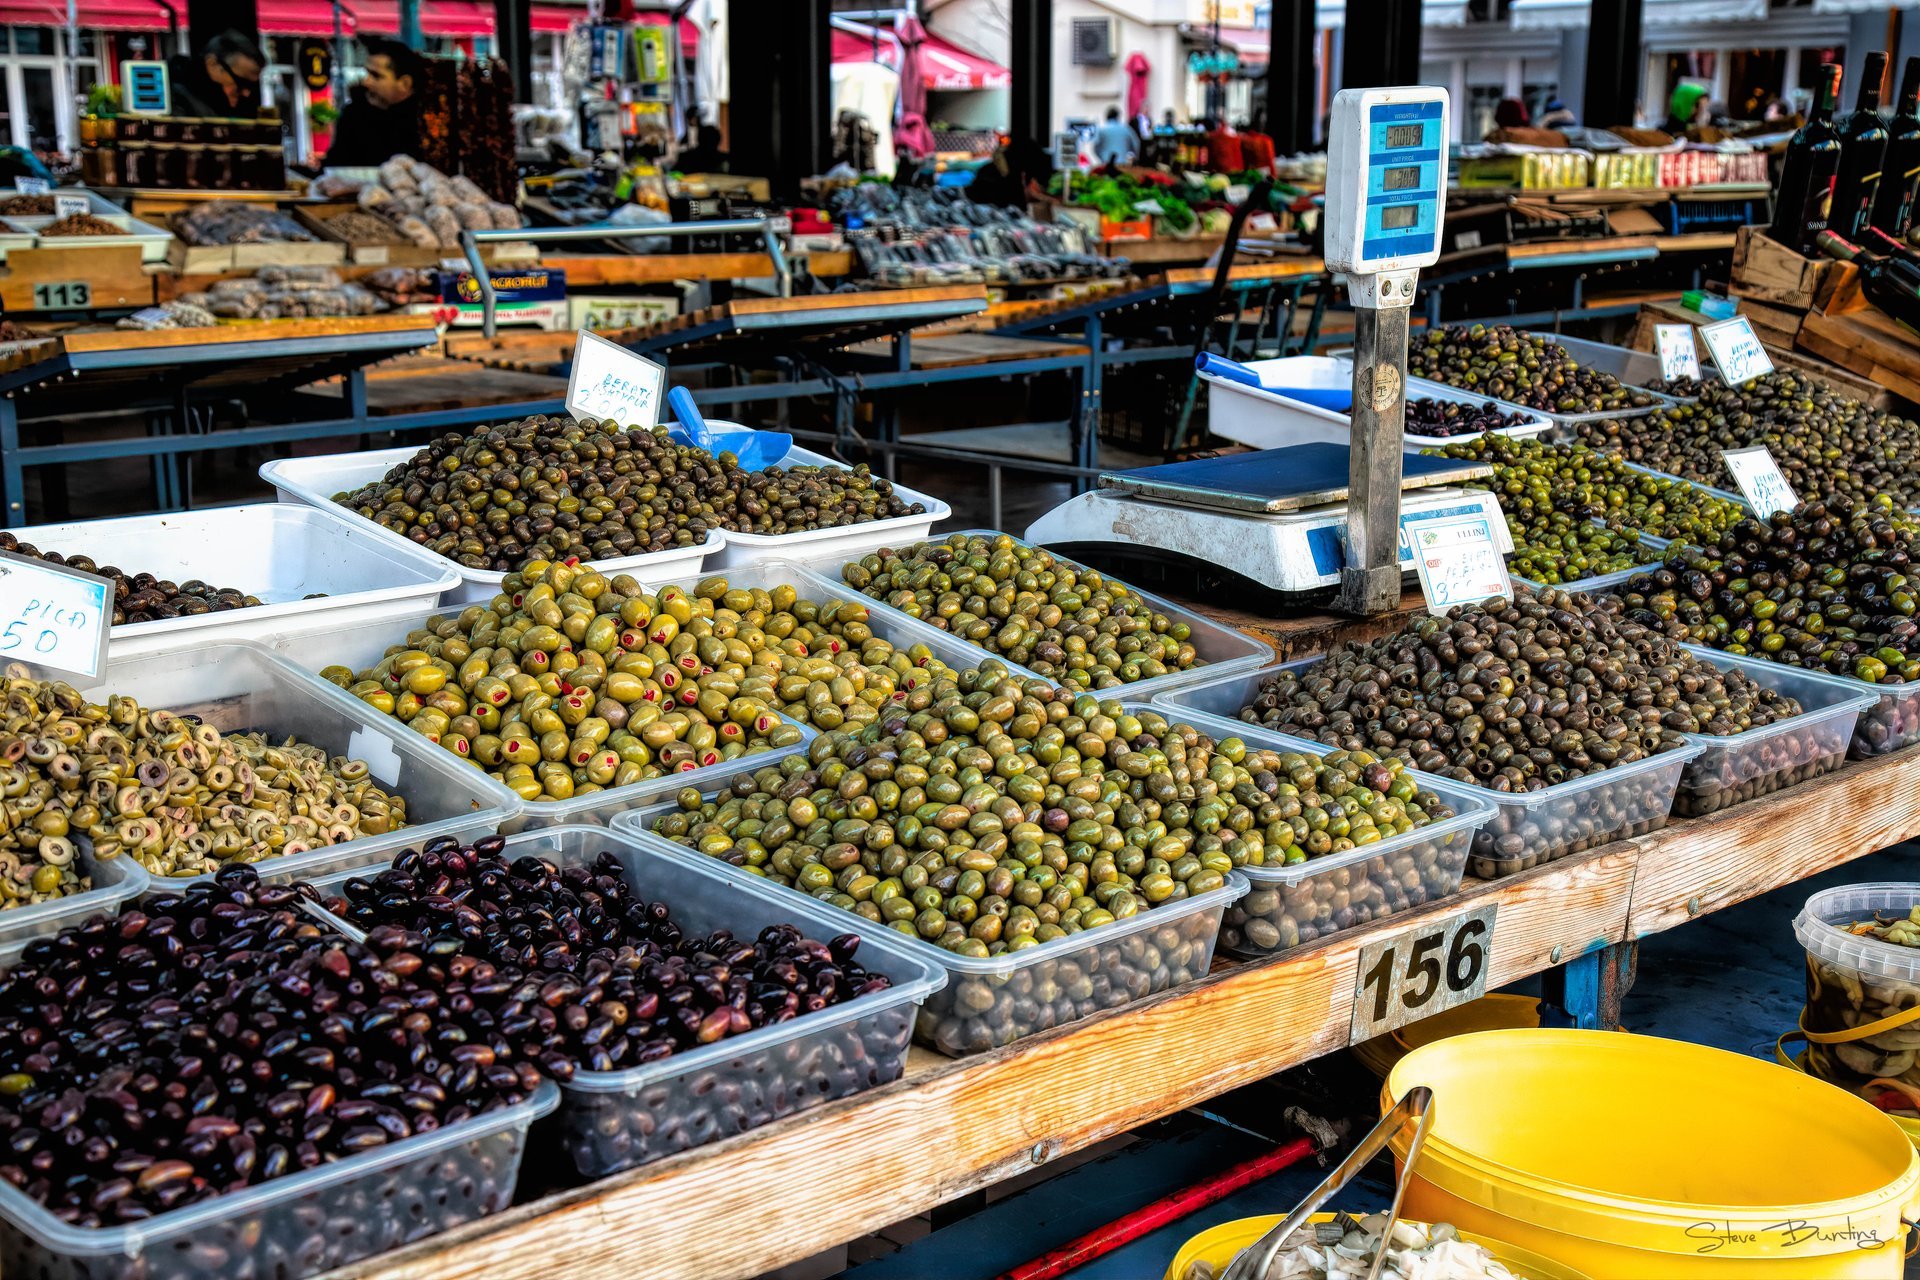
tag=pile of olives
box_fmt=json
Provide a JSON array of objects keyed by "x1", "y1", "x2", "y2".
[
  {"x1": 1617, "y1": 497, "x2": 1920, "y2": 686},
  {"x1": 0, "y1": 670, "x2": 406, "y2": 886},
  {"x1": 322, "y1": 567, "x2": 1021, "y2": 801},
  {"x1": 0, "y1": 532, "x2": 268, "y2": 624},
  {"x1": 1574, "y1": 374, "x2": 1920, "y2": 510},
  {"x1": 1432, "y1": 431, "x2": 1749, "y2": 548},
  {"x1": 840, "y1": 533, "x2": 1201, "y2": 688},
  {"x1": 1404, "y1": 397, "x2": 1536, "y2": 438},
  {"x1": 333, "y1": 416, "x2": 922, "y2": 573},
  {"x1": 1408, "y1": 325, "x2": 1657, "y2": 415}
]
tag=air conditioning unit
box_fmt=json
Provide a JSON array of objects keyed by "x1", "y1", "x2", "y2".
[{"x1": 1071, "y1": 17, "x2": 1115, "y2": 67}]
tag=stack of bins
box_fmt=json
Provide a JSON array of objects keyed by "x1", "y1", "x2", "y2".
[
  {"x1": 1152, "y1": 661, "x2": 1703, "y2": 885},
  {"x1": 307, "y1": 827, "x2": 946, "y2": 1178}
]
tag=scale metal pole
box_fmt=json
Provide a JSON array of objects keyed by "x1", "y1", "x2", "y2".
[{"x1": 1334, "y1": 299, "x2": 1409, "y2": 615}]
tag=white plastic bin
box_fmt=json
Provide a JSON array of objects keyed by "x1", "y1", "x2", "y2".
[
  {"x1": 310, "y1": 827, "x2": 945, "y2": 1178},
  {"x1": 5, "y1": 211, "x2": 172, "y2": 263},
  {"x1": 5, "y1": 504, "x2": 460, "y2": 659},
  {"x1": 0, "y1": 843, "x2": 148, "y2": 950},
  {"x1": 701, "y1": 442, "x2": 951, "y2": 570},
  {"x1": 1201, "y1": 356, "x2": 1556, "y2": 453}
]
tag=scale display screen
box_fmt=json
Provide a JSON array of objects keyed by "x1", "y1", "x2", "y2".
[
  {"x1": 1381, "y1": 204, "x2": 1419, "y2": 229},
  {"x1": 1383, "y1": 165, "x2": 1420, "y2": 191},
  {"x1": 1385, "y1": 123, "x2": 1424, "y2": 149}
]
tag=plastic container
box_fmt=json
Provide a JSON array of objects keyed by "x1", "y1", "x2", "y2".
[
  {"x1": 67, "y1": 642, "x2": 515, "y2": 886},
  {"x1": 7, "y1": 504, "x2": 461, "y2": 660},
  {"x1": 1619, "y1": 459, "x2": 1751, "y2": 510},
  {"x1": 1199, "y1": 355, "x2": 1556, "y2": 453},
  {"x1": 1794, "y1": 883, "x2": 1920, "y2": 1100},
  {"x1": 1152, "y1": 658, "x2": 1702, "y2": 881},
  {"x1": 5, "y1": 211, "x2": 173, "y2": 262},
  {"x1": 616, "y1": 791, "x2": 1249, "y2": 1059},
  {"x1": 259, "y1": 445, "x2": 720, "y2": 605},
  {"x1": 1850, "y1": 679, "x2": 1920, "y2": 759},
  {"x1": 1165, "y1": 1213, "x2": 1591, "y2": 1280},
  {"x1": 701, "y1": 441, "x2": 951, "y2": 570},
  {"x1": 1329, "y1": 346, "x2": 1674, "y2": 433},
  {"x1": 809, "y1": 528, "x2": 1275, "y2": 704},
  {"x1": 1386, "y1": 1029, "x2": 1920, "y2": 1277},
  {"x1": 1671, "y1": 646, "x2": 1874, "y2": 817},
  {"x1": 0, "y1": 841, "x2": 148, "y2": 950},
  {"x1": 1509, "y1": 527, "x2": 1667, "y2": 598},
  {"x1": 259, "y1": 602, "x2": 817, "y2": 834},
  {"x1": 0, "y1": 1037, "x2": 556, "y2": 1280},
  {"x1": 312, "y1": 826, "x2": 944, "y2": 1179}
]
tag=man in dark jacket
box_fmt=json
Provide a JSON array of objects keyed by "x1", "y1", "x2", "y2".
[
  {"x1": 324, "y1": 38, "x2": 426, "y2": 168},
  {"x1": 166, "y1": 29, "x2": 263, "y2": 117}
]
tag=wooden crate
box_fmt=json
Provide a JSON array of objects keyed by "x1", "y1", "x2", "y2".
[
  {"x1": 168, "y1": 239, "x2": 347, "y2": 273},
  {"x1": 1798, "y1": 261, "x2": 1920, "y2": 406},
  {"x1": 1628, "y1": 298, "x2": 1892, "y2": 408},
  {"x1": 1730, "y1": 223, "x2": 1835, "y2": 309},
  {"x1": 1739, "y1": 296, "x2": 1805, "y2": 349}
]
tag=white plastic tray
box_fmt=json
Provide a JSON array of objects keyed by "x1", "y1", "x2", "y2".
[
  {"x1": 4, "y1": 211, "x2": 172, "y2": 262},
  {"x1": 1201, "y1": 356, "x2": 1557, "y2": 453},
  {"x1": 703, "y1": 443, "x2": 951, "y2": 571},
  {"x1": 7, "y1": 504, "x2": 460, "y2": 660}
]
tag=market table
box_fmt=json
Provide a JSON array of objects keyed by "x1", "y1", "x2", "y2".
[{"x1": 322, "y1": 737, "x2": 1920, "y2": 1280}]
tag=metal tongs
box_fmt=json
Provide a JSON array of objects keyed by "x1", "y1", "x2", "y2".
[{"x1": 1221, "y1": 1086, "x2": 1435, "y2": 1280}]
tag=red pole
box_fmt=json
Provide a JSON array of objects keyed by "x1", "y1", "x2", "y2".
[{"x1": 994, "y1": 1135, "x2": 1321, "y2": 1280}]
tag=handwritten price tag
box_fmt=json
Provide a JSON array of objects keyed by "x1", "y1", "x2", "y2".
[
  {"x1": 14, "y1": 178, "x2": 48, "y2": 195},
  {"x1": 566, "y1": 330, "x2": 665, "y2": 427},
  {"x1": 1700, "y1": 315, "x2": 1774, "y2": 385},
  {"x1": 1401, "y1": 511, "x2": 1512, "y2": 615},
  {"x1": 1655, "y1": 323, "x2": 1700, "y2": 380},
  {"x1": 0, "y1": 551, "x2": 111, "y2": 679},
  {"x1": 1722, "y1": 445, "x2": 1799, "y2": 516},
  {"x1": 52, "y1": 195, "x2": 87, "y2": 218}
]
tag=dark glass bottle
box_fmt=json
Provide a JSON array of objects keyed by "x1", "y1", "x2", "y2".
[
  {"x1": 1831, "y1": 51, "x2": 1891, "y2": 241},
  {"x1": 1770, "y1": 64, "x2": 1844, "y2": 254},
  {"x1": 1869, "y1": 56, "x2": 1920, "y2": 236},
  {"x1": 1818, "y1": 230, "x2": 1920, "y2": 329}
]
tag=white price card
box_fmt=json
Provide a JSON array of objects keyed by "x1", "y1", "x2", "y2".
[
  {"x1": 566, "y1": 330, "x2": 666, "y2": 427},
  {"x1": 0, "y1": 551, "x2": 111, "y2": 679},
  {"x1": 1131, "y1": 198, "x2": 1164, "y2": 215},
  {"x1": 52, "y1": 194, "x2": 87, "y2": 218},
  {"x1": 1699, "y1": 315, "x2": 1774, "y2": 385},
  {"x1": 1351, "y1": 904, "x2": 1497, "y2": 1040},
  {"x1": 1655, "y1": 323, "x2": 1700, "y2": 381},
  {"x1": 14, "y1": 178, "x2": 48, "y2": 195},
  {"x1": 1401, "y1": 510, "x2": 1512, "y2": 615},
  {"x1": 1722, "y1": 445, "x2": 1800, "y2": 516}
]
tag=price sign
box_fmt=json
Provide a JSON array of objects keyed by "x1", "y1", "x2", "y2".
[
  {"x1": 1722, "y1": 445, "x2": 1800, "y2": 516},
  {"x1": 1699, "y1": 315, "x2": 1774, "y2": 385},
  {"x1": 566, "y1": 330, "x2": 665, "y2": 427},
  {"x1": 1655, "y1": 323, "x2": 1700, "y2": 380},
  {"x1": 1131, "y1": 198, "x2": 1164, "y2": 215},
  {"x1": 30, "y1": 281, "x2": 91, "y2": 310},
  {"x1": 299, "y1": 39, "x2": 333, "y2": 90},
  {"x1": 52, "y1": 194, "x2": 87, "y2": 218},
  {"x1": 1401, "y1": 511, "x2": 1512, "y2": 615},
  {"x1": 14, "y1": 178, "x2": 47, "y2": 195},
  {"x1": 0, "y1": 551, "x2": 111, "y2": 679},
  {"x1": 1351, "y1": 904, "x2": 1497, "y2": 1040}
]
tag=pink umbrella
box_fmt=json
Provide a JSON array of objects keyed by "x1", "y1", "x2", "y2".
[
  {"x1": 896, "y1": 14, "x2": 930, "y2": 124},
  {"x1": 1126, "y1": 50, "x2": 1150, "y2": 120}
]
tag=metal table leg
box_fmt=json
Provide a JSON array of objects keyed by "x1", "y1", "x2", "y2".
[
  {"x1": 0, "y1": 398, "x2": 23, "y2": 527},
  {"x1": 1540, "y1": 941, "x2": 1637, "y2": 1031}
]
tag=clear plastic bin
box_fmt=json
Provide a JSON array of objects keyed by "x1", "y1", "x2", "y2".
[
  {"x1": 7, "y1": 504, "x2": 460, "y2": 660},
  {"x1": 0, "y1": 843, "x2": 148, "y2": 949},
  {"x1": 1851, "y1": 680, "x2": 1920, "y2": 759},
  {"x1": 64, "y1": 642, "x2": 515, "y2": 885},
  {"x1": 1672, "y1": 645, "x2": 1875, "y2": 817},
  {"x1": 615, "y1": 792, "x2": 1248, "y2": 1059},
  {"x1": 259, "y1": 446, "x2": 721, "y2": 605},
  {"x1": 1510, "y1": 528, "x2": 1666, "y2": 598},
  {"x1": 0, "y1": 1046, "x2": 554, "y2": 1280},
  {"x1": 310, "y1": 826, "x2": 944, "y2": 1178},
  {"x1": 803, "y1": 528, "x2": 1275, "y2": 703},
  {"x1": 1618, "y1": 459, "x2": 1750, "y2": 510},
  {"x1": 1329, "y1": 346, "x2": 1674, "y2": 434},
  {"x1": 1150, "y1": 656, "x2": 1702, "y2": 881},
  {"x1": 1793, "y1": 883, "x2": 1920, "y2": 1094},
  {"x1": 702, "y1": 443, "x2": 951, "y2": 571}
]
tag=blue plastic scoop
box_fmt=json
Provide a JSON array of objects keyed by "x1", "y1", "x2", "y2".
[
  {"x1": 666, "y1": 386, "x2": 792, "y2": 469},
  {"x1": 1196, "y1": 352, "x2": 1353, "y2": 413}
]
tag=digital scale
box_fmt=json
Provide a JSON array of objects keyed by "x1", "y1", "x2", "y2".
[
  {"x1": 1029, "y1": 85, "x2": 1457, "y2": 614},
  {"x1": 1025, "y1": 443, "x2": 1511, "y2": 600}
]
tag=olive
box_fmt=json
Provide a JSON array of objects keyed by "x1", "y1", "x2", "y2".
[
  {"x1": 0, "y1": 532, "x2": 272, "y2": 627},
  {"x1": 1409, "y1": 325, "x2": 1655, "y2": 414},
  {"x1": 1403, "y1": 397, "x2": 1535, "y2": 438}
]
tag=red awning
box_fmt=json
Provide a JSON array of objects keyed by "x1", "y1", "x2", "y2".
[
  {"x1": 259, "y1": 0, "x2": 354, "y2": 35},
  {"x1": 343, "y1": 0, "x2": 526, "y2": 36},
  {"x1": 0, "y1": 0, "x2": 174, "y2": 30},
  {"x1": 530, "y1": 3, "x2": 576, "y2": 33},
  {"x1": 830, "y1": 27, "x2": 1008, "y2": 92}
]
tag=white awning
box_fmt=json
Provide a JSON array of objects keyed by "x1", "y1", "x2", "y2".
[
  {"x1": 1811, "y1": 0, "x2": 1920, "y2": 12},
  {"x1": 1646, "y1": 0, "x2": 1767, "y2": 22},
  {"x1": 1317, "y1": 0, "x2": 1343, "y2": 28},
  {"x1": 1510, "y1": 0, "x2": 1587, "y2": 29},
  {"x1": 1315, "y1": 0, "x2": 1465, "y2": 29}
]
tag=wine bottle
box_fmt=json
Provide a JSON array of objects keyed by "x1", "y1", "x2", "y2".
[
  {"x1": 1818, "y1": 230, "x2": 1920, "y2": 330},
  {"x1": 1869, "y1": 56, "x2": 1920, "y2": 236},
  {"x1": 1770, "y1": 64, "x2": 1844, "y2": 254},
  {"x1": 1831, "y1": 51, "x2": 1891, "y2": 241}
]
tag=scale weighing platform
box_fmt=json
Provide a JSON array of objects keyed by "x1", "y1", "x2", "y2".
[{"x1": 1025, "y1": 443, "x2": 1513, "y2": 598}]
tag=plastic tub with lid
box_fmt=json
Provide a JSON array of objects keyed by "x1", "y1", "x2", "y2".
[{"x1": 1795, "y1": 883, "x2": 1920, "y2": 1103}]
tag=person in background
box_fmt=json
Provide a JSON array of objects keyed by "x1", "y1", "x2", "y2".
[
  {"x1": 1663, "y1": 82, "x2": 1711, "y2": 137},
  {"x1": 674, "y1": 123, "x2": 728, "y2": 173},
  {"x1": 324, "y1": 37, "x2": 425, "y2": 167},
  {"x1": 967, "y1": 134, "x2": 1048, "y2": 208},
  {"x1": 166, "y1": 29, "x2": 263, "y2": 118},
  {"x1": 1491, "y1": 98, "x2": 1530, "y2": 133},
  {"x1": 1537, "y1": 97, "x2": 1576, "y2": 130},
  {"x1": 1092, "y1": 106, "x2": 1140, "y2": 166}
]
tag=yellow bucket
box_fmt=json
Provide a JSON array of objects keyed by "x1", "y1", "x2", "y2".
[
  {"x1": 1385, "y1": 1029, "x2": 1920, "y2": 1277},
  {"x1": 1355, "y1": 995, "x2": 1543, "y2": 1079},
  {"x1": 1163, "y1": 1212, "x2": 1590, "y2": 1280}
]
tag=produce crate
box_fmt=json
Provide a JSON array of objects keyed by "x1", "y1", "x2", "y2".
[
  {"x1": 619, "y1": 782, "x2": 1248, "y2": 1058},
  {"x1": 1730, "y1": 223, "x2": 1835, "y2": 310},
  {"x1": 7, "y1": 504, "x2": 459, "y2": 660},
  {"x1": 1100, "y1": 217, "x2": 1152, "y2": 242},
  {"x1": 167, "y1": 237, "x2": 348, "y2": 272},
  {"x1": 311, "y1": 827, "x2": 945, "y2": 1177}
]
